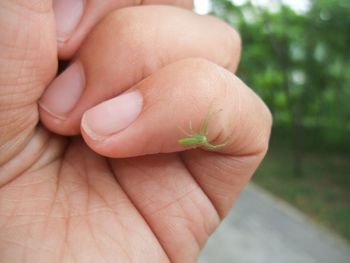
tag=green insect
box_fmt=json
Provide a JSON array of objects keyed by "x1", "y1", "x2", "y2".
[{"x1": 178, "y1": 106, "x2": 229, "y2": 150}]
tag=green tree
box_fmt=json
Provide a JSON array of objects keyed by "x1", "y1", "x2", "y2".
[{"x1": 211, "y1": 0, "x2": 350, "y2": 176}]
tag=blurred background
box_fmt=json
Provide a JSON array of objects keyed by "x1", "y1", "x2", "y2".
[{"x1": 194, "y1": 0, "x2": 349, "y2": 260}]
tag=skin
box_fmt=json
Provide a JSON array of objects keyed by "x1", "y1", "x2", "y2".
[{"x1": 0, "y1": 1, "x2": 272, "y2": 263}]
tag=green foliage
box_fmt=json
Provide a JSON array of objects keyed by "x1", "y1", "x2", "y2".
[
  {"x1": 211, "y1": 0, "x2": 350, "y2": 154},
  {"x1": 253, "y1": 134, "x2": 350, "y2": 241},
  {"x1": 210, "y1": 0, "x2": 350, "y2": 239}
]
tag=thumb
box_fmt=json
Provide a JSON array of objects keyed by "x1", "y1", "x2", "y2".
[
  {"x1": 81, "y1": 58, "x2": 272, "y2": 159},
  {"x1": 0, "y1": 1, "x2": 57, "y2": 165}
]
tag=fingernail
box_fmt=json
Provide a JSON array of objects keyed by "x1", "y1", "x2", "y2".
[
  {"x1": 39, "y1": 62, "x2": 84, "y2": 119},
  {"x1": 82, "y1": 91, "x2": 143, "y2": 140},
  {"x1": 53, "y1": 0, "x2": 84, "y2": 43}
]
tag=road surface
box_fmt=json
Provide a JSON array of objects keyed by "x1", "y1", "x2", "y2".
[{"x1": 199, "y1": 184, "x2": 350, "y2": 263}]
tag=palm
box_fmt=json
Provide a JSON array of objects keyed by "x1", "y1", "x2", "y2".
[
  {"x1": 0, "y1": 3, "x2": 270, "y2": 262},
  {"x1": 0, "y1": 129, "x2": 229, "y2": 262}
]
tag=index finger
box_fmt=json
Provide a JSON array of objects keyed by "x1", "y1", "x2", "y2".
[{"x1": 55, "y1": 0, "x2": 193, "y2": 58}]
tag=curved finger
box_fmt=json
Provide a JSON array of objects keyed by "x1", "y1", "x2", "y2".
[
  {"x1": 81, "y1": 58, "x2": 272, "y2": 159},
  {"x1": 55, "y1": 0, "x2": 193, "y2": 58},
  {"x1": 39, "y1": 5, "x2": 241, "y2": 135}
]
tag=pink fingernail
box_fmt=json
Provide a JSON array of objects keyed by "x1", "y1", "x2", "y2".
[
  {"x1": 82, "y1": 91, "x2": 143, "y2": 140},
  {"x1": 39, "y1": 62, "x2": 84, "y2": 119},
  {"x1": 53, "y1": 0, "x2": 84, "y2": 43}
]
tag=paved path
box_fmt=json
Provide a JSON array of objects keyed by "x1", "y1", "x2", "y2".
[{"x1": 199, "y1": 184, "x2": 350, "y2": 263}]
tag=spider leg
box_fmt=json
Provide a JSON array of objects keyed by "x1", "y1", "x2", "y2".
[
  {"x1": 189, "y1": 120, "x2": 194, "y2": 133},
  {"x1": 200, "y1": 108, "x2": 213, "y2": 135},
  {"x1": 202, "y1": 138, "x2": 229, "y2": 150},
  {"x1": 200, "y1": 108, "x2": 223, "y2": 136},
  {"x1": 177, "y1": 126, "x2": 192, "y2": 137}
]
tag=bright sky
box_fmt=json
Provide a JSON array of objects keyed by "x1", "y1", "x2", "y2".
[{"x1": 194, "y1": 0, "x2": 311, "y2": 15}]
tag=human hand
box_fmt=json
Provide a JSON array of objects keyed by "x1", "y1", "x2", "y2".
[{"x1": 0, "y1": 1, "x2": 272, "y2": 262}]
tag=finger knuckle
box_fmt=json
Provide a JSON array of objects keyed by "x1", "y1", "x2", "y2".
[
  {"x1": 183, "y1": 58, "x2": 231, "y2": 96},
  {"x1": 226, "y1": 27, "x2": 242, "y2": 71},
  {"x1": 207, "y1": 16, "x2": 242, "y2": 71}
]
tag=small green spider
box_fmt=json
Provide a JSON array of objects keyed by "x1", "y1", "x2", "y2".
[{"x1": 178, "y1": 107, "x2": 229, "y2": 150}]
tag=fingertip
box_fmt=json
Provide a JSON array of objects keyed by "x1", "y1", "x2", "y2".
[
  {"x1": 39, "y1": 106, "x2": 81, "y2": 136},
  {"x1": 81, "y1": 90, "x2": 143, "y2": 138},
  {"x1": 39, "y1": 62, "x2": 85, "y2": 119},
  {"x1": 38, "y1": 61, "x2": 85, "y2": 135},
  {"x1": 81, "y1": 113, "x2": 106, "y2": 142}
]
